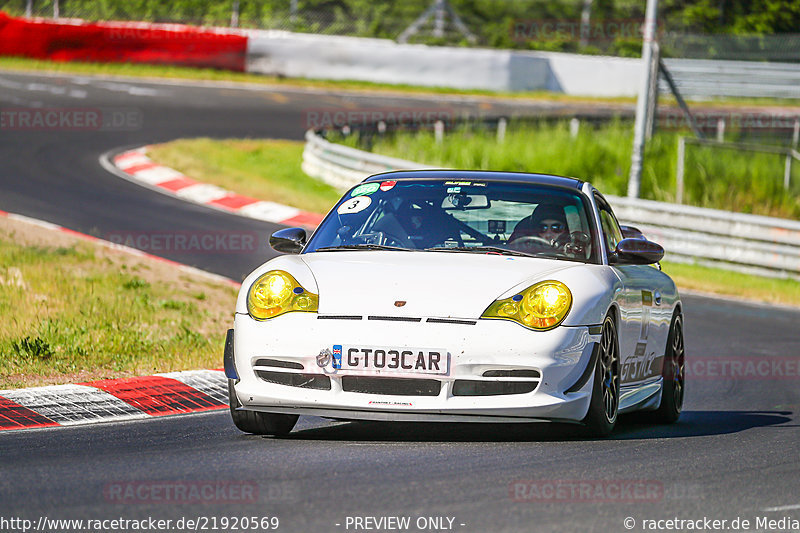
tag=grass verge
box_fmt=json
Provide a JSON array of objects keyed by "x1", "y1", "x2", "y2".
[
  {"x1": 351, "y1": 121, "x2": 800, "y2": 219},
  {"x1": 146, "y1": 138, "x2": 342, "y2": 214},
  {"x1": 0, "y1": 216, "x2": 237, "y2": 390},
  {"x1": 661, "y1": 261, "x2": 800, "y2": 308}
]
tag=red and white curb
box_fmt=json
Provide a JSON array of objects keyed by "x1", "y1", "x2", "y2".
[
  {"x1": 0, "y1": 210, "x2": 239, "y2": 431},
  {"x1": 0, "y1": 370, "x2": 228, "y2": 431},
  {"x1": 105, "y1": 147, "x2": 324, "y2": 229}
]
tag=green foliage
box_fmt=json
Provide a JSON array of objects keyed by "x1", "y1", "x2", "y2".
[
  {"x1": 2, "y1": 0, "x2": 795, "y2": 57},
  {"x1": 359, "y1": 120, "x2": 800, "y2": 219},
  {"x1": 11, "y1": 336, "x2": 54, "y2": 361}
]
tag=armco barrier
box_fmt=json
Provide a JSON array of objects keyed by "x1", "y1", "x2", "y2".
[
  {"x1": 0, "y1": 13, "x2": 247, "y2": 71},
  {"x1": 301, "y1": 130, "x2": 436, "y2": 190},
  {"x1": 246, "y1": 30, "x2": 642, "y2": 96},
  {"x1": 302, "y1": 129, "x2": 800, "y2": 279}
]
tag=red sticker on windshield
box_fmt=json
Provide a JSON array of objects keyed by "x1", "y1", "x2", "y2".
[{"x1": 380, "y1": 180, "x2": 397, "y2": 192}]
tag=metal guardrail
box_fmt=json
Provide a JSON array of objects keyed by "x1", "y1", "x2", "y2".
[
  {"x1": 302, "y1": 130, "x2": 436, "y2": 190},
  {"x1": 303, "y1": 129, "x2": 800, "y2": 280},
  {"x1": 660, "y1": 59, "x2": 800, "y2": 100}
]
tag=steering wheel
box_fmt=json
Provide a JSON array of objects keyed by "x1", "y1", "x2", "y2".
[{"x1": 508, "y1": 235, "x2": 556, "y2": 250}]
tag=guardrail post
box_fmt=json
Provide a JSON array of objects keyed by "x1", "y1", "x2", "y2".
[
  {"x1": 785, "y1": 153, "x2": 792, "y2": 190},
  {"x1": 434, "y1": 120, "x2": 445, "y2": 144},
  {"x1": 570, "y1": 118, "x2": 580, "y2": 139},
  {"x1": 497, "y1": 118, "x2": 507, "y2": 143},
  {"x1": 717, "y1": 119, "x2": 725, "y2": 143},
  {"x1": 676, "y1": 136, "x2": 686, "y2": 204}
]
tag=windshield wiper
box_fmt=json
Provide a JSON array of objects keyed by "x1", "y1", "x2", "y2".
[
  {"x1": 315, "y1": 244, "x2": 410, "y2": 252},
  {"x1": 424, "y1": 245, "x2": 535, "y2": 258}
]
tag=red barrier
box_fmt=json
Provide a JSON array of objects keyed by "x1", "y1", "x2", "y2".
[{"x1": 0, "y1": 13, "x2": 247, "y2": 71}]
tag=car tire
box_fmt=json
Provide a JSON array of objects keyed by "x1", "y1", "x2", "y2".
[
  {"x1": 582, "y1": 313, "x2": 620, "y2": 437},
  {"x1": 228, "y1": 379, "x2": 298, "y2": 436},
  {"x1": 651, "y1": 312, "x2": 685, "y2": 424}
]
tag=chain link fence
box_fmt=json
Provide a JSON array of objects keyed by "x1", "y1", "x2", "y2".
[{"x1": 1, "y1": 0, "x2": 797, "y2": 61}]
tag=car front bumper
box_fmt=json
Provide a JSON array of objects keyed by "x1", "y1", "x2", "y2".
[{"x1": 231, "y1": 313, "x2": 600, "y2": 423}]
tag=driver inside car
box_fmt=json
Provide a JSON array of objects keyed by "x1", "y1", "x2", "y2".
[
  {"x1": 508, "y1": 204, "x2": 570, "y2": 249},
  {"x1": 373, "y1": 200, "x2": 461, "y2": 249}
]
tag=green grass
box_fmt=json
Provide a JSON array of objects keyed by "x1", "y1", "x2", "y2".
[
  {"x1": 661, "y1": 261, "x2": 800, "y2": 307},
  {"x1": 0, "y1": 230, "x2": 237, "y2": 389},
  {"x1": 352, "y1": 121, "x2": 800, "y2": 219},
  {"x1": 147, "y1": 138, "x2": 343, "y2": 214}
]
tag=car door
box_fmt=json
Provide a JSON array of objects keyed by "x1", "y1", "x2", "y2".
[{"x1": 595, "y1": 194, "x2": 661, "y2": 386}]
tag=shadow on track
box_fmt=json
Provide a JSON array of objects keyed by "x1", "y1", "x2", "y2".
[{"x1": 273, "y1": 410, "x2": 792, "y2": 443}]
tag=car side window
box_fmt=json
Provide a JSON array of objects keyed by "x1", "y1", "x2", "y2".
[{"x1": 596, "y1": 197, "x2": 623, "y2": 254}]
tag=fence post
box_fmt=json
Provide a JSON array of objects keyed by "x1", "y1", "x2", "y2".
[
  {"x1": 717, "y1": 118, "x2": 725, "y2": 143},
  {"x1": 793, "y1": 119, "x2": 800, "y2": 149},
  {"x1": 53, "y1": 0, "x2": 59, "y2": 18},
  {"x1": 25, "y1": 0, "x2": 32, "y2": 17},
  {"x1": 676, "y1": 136, "x2": 686, "y2": 204},
  {"x1": 231, "y1": 0, "x2": 240, "y2": 27},
  {"x1": 627, "y1": 0, "x2": 659, "y2": 198}
]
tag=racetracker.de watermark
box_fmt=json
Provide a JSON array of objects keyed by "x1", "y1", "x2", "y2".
[
  {"x1": 0, "y1": 107, "x2": 143, "y2": 131},
  {"x1": 104, "y1": 230, "x2": 259, "y2": 254},
  {"x1": 658, "y1": 111, "x2": 800, "y2": 132},
  {"x1": 103, "y1": 480, "x2": 259, "y2": 505},
  {"x1": 510, "y1": 19, "x2": 659, "y2": 44},
  {"x1": 303, "y1": 107, "x2": 454, "y2": 130},
  {"x1": 106, "y1": 26, "x2": 236, "y2": 42},
  {"x1": 510, "y1": 480, "x2": 664, "y2": 503},
  {"x1": 685, "y1": 356, "x2": 800, "y2": 381}
]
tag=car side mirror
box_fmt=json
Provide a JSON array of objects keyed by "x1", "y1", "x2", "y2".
[
  {"x1": 269, "y1": 227, "x2": 306, "y2": 254},
  {"x1": 620, "y1": 225, "x2": 645, "y2": 240},
  {"x1": 610, "y1": 238, "x2": 664, "y2": 265}
]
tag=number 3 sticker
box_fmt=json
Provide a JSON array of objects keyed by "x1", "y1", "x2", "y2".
[{"x1": 337, "y1": 196, "x2": 372, "y2": 215}]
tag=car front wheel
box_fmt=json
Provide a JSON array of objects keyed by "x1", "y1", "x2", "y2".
[
  {"x1": 652, "y1": 312, "x2": 685, "y2": 424},
  {"x1": 582, "y1": 313, "x2": 620, "y2": 437},
  {"x1": 228, "y1": 380, "x2": 298, "y2": 436}
]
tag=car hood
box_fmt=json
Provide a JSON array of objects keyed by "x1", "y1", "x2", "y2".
[{"x1": 299, "y1": 251, "x2": 579, "y2": 319}]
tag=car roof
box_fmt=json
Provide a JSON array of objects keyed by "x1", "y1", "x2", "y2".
[{"x1": 363, "y1": 170, "x2": 584, "y2": 190}]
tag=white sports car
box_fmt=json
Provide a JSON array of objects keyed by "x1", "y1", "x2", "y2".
[{"x1": 225, "y1": 171, "x2": 685, "y2": 437}]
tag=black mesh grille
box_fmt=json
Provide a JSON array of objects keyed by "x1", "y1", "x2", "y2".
[
  {"x1": 482, "y1": 369, "x2": 541, "y2": 378},
  {"x1": 254, "y1": 358, "x2": 304, "y2": 370},
  {"x1": 256, "y1": 370, "x2": 331, "y2": 390},
  {"x1": 341, "y1": 376, "x2": 441, "y2": 396},
  {"x1": 367, "y1": 316, "x2": 422, "y2": 322},
  {"x1": 452, "y1": 380, "x2": 538, "y2": 396}
]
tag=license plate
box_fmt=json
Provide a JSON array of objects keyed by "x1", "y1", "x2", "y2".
[{"x1": 333, "y1": 344, "x2": 450, "y2": 376}]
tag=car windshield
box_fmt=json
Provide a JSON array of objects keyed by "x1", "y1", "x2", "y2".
[{"x1": 305, "y1": 178, "x2": 599, "y2": 264}]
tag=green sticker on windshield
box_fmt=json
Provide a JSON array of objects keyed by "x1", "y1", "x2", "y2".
[{"x1": 351, "y1": 183, "x2": 380, "y2": 197}]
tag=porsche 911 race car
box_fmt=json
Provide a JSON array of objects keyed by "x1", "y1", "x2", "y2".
[{"x1": 224, "y1": 170, "x2": 685, "y2": 437}]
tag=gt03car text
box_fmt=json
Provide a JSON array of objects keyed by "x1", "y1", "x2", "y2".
[{"x1": 224, "y1": 171, "x2": 685, "y2": 437}]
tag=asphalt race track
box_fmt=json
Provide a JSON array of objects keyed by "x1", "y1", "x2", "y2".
[{"x1": 1, "y1": 70, "x2": 799, "y2": 533}]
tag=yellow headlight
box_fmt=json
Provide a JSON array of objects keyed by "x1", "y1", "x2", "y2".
[
  {"x1": 481, "y1": 280, "x2": 572, "y2": 331},
  {"x1": 247, "y1": 270, "x2": 319, "y2": 320}
]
